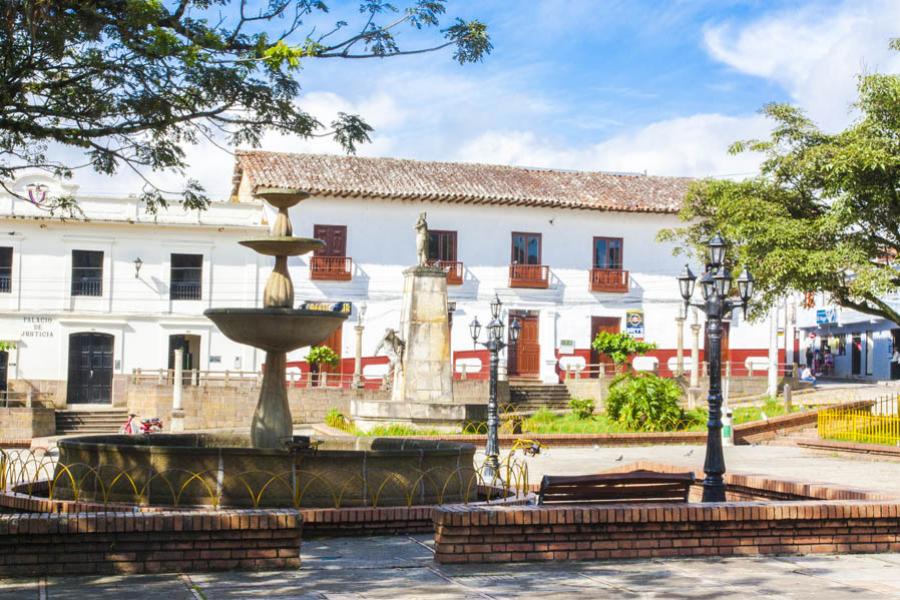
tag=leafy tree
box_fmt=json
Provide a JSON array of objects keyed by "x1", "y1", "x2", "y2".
[
  {"x1": 660, "y1": 40, "x2": 900, "y2": 324},
  {"x1": 605, "y1": 373, "x2": 688, "y2": 432},
  {"x1": 591, "y1": 331, "x2": 656, "y2": 371},
  {"x1": 306, "y1": 345, "x2": 339, "y2": 368},
  {"x1": 0, "y1": 1, "x2": 491, "y2": 213}
]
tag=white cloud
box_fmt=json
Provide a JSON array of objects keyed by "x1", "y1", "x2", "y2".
[
  {"x1": 455, "y1": 113, "x2": 770, "y2": 177},
  {"x1": 703, "y1": 0, "x2": 900, "y2": 130}
]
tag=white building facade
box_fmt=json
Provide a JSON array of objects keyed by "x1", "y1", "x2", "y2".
[
  {"x1": 0, "y1": 152, "x2": 789, "y2": 408},
  {"x1": 797, "y1": 295, "x2": 900, "y2": 381},
  {"x1": 233, "y1": 151, "x2": 780, "y2": 385},
  {"x1": 0, "y1": 173, "x2": 268, "y2": 406}
]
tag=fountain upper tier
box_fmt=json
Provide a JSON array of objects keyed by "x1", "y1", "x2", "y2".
[
  {"x1": 204, "y1": 307, "x2": 345, "y2": 353},
  {"x1": 239, "y1": 237, "x2": 324, "y2": 257}
]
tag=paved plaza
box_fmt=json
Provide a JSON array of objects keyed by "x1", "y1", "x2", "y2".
[
  {"x1": 515, "y1": 443, "x2": 900, "y2": 494},
  {"x1": 3, "y1": 442, "x2": 900, "y2": 598},
  {"x1": 3, "y1": 534, "x2": 900, "y2": 598}
]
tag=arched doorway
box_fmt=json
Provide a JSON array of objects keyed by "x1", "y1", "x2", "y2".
[{"x1": 66, "y1": 332, "x2": 114, "y2": 404}]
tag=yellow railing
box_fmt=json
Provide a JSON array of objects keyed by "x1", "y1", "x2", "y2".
[{"x1": 818, "y1": 395, "x2": 900, "y2": 446}]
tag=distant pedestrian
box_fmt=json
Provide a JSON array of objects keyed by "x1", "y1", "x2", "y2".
[{"x1": 806, "y1": 345, "x2": 814, "y2": 368}]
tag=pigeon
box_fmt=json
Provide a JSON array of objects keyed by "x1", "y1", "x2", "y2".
[
  {"x1": 615, "y1": 454, "x2": 624, "y2": 462},
  {"x1": 684, "y1": 449, "x2": 694, "y2": 457}
]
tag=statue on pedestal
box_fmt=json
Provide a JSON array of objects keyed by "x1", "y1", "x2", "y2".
[
  {"x1": 415, "y1": 212, "x2": 428, "y2": 267},
  {"x1": 374, "y1": 328, "x2": 405, "y2": 389}
]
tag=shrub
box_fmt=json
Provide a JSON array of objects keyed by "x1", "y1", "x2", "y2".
[
  {"x1": 568, "y1": 397, "x2": 595, "y2": 420},
  {"x1": 306, "y1": 345, "x2": 339, "y2": 367},
  {"x1": 324, "y1": 408, "x2": 353, "y2": 432},
  {"x1": 605, "y1": 372, "x2": 686, "y2": 432},
  {"x1": 591, "y1": 331, "x2": 656, "y2": 370}
]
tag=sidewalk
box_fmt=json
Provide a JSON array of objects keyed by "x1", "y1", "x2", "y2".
[{"x1": 2, "y1": 534, "x2": 900, "y2": 598}]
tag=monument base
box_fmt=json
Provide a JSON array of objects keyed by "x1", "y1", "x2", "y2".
[{"x1": 350, "y1": 399, "x2": 486, "y2": 432}]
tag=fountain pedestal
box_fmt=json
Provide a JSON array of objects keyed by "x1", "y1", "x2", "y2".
[{"x1": 205, "y1": 187, "x2": 347, "y2": 449}]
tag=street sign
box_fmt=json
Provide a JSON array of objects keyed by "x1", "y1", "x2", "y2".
[{"x1": 625, "y1": 309, "x2": 644, "y2": 338}]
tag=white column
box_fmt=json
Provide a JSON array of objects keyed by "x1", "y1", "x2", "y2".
[
  {"x1": 689, "y1": 309, "x2": 701, "y2": 409},
  {"x1": 352, "y1": 324, "x2": 364, "y2": 389},
  {"x1": 675, "y1": 308, "x2": 685, "y2": 376},
  {"x1": 767, "y1": 308, "x2": 779, "y2": 397},
  {"x1": 170, "y1": 347, "x2": 185, "y2": 432}
]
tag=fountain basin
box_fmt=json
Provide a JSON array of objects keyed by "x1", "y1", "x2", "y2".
[
  {"x1": 239, "y1": 237, "x2": 324, "y2": 256},
  {"x1": 53, "y1": 434, "x2": 477, "y2": 508},
  {"x1": 253, "y1": 187, "x2": 310, "y2": 208},
  {"x1": 204, "y1": 308, "x2": 346, "y2": 353}
]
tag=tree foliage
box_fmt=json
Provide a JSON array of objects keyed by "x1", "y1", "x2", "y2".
[
  {"x1": 591, "y1": 331, "x2": 656, "y2": 367},
  {"x1": 605, "y1": 373, "x2": 688, "y2": 432},
  {"x1": 0, "y1": 1, "x2": 491, "y2": 213},
  {"x1": 306, "y1": 345, "x2": 339, "y2": 367},
  {"x1": 660, "y1": 41, "x2": 900, "y2": 324}
]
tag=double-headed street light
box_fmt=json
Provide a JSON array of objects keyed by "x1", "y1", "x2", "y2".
[
  {"x1": 677, "y1": 234, "x2": 754, "y2": 502},
  {"x1": 470, "y1": 294, "x2": 521, "y2": 482}
]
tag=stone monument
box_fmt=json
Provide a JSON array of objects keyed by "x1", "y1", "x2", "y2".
[{"x1": 351, "y1": 212, "x2": 465, "y2": 430}]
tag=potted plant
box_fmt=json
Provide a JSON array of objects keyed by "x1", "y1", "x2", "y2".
[
  {"x1": 591, "y1": 331, "x2": 655, "y2": 375},
  {"x1": 306, "y1": 345, "x2": 339, "y2": 387}
]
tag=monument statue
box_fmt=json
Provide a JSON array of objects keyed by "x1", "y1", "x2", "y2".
[
  {"x1": 374, "y1": 328, "x2": 405, "y2": 387},
  {"x1": 415, "y1": 211, "x2": 428, "y2": 267}
]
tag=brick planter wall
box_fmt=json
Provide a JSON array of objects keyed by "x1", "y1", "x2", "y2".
[
  {"x1": 0, "y1": 509, "x2": 301, "y2": 576},
  {"x1": 433, "y1": 500, "x2": 900, "y2": 564}
]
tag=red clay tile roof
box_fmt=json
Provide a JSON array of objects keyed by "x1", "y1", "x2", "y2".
[{"x1": 232, "y1": 150, "x2": 690, "y2": 214}]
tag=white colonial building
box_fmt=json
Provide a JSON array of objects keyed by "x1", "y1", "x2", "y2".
[
  {"x1": 0, "y1": 152, "x2": 792, "y2": 409},
  {"x1": 0, "y1": 172, "x2": 268, "y2": 406},
  {"x1": 232, "y1": 151, "x2": 783, "y2": 384}
]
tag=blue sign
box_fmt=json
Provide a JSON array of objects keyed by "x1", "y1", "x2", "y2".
[{"x1": 816, "y1": 308, "x2": 837, "y2": 325}]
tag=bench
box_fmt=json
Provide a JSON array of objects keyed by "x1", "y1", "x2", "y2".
[{"x1": 537, "y1": 470, "x2": 695, "y2": 505}]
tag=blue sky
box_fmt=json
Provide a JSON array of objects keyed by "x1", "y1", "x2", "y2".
[{"x1": 61, "y1": 0, "x2": 900, "y2": 197}]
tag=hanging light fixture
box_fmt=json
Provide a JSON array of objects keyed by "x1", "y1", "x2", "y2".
[
  {"x1": 509, "y1": 318, "x2": 521, "y2": 344},
  {"x1": 707, "y1": 234, "x2": 726, "y2": 267},
  {"x1": 133, "y1": 257, "x2": 143, "y2": 278},
  {"x1": 677, "y1": 264, "x2": 696, "y2": 302}
]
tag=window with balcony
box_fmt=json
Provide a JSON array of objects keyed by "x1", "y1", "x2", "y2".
[
  {"x1": 590, "y1": 236, "x2": 628, "y2": 293},
  {"x1": 170, "y1": 253, "x2": 203, "y2": 300},
  {"x1": 71, "y1": 250, "x2": 103, "y2": 297},
  {"x1": 311, "y1": 224, "x2": 352, "y2": 281},
  {"x1": 428, "y1": 230, "x2": 463, "y2": 285},
  {"x1": 509, "y1": 232, "x2": 548, "y2": 288},
  {"x1": 0, "y1": 247, "x2": 12, "y2": 293}
]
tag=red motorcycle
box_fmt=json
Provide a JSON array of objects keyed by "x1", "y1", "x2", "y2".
[{"x1": 120, "y1": 415, "x2": 163, "y2": 435}]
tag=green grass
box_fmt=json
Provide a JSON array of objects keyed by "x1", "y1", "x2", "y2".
[
  {"x1": 325, "y1": 399, "x2": 810, "y2": 437},
  {"x1": 729, "y1": 397, "x2": 805, "y2": 425},
  {"x1": 361, "y1": 423, "x2": 445, "y2": 437}
]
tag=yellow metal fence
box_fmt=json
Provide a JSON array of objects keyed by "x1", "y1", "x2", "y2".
[{"x1": 818, "y1": 395, "x2": 900, "y2": 446}]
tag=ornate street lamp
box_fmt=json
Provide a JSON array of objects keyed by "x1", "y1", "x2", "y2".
[
  {"x1": 470, "y1": 294, "x2": 520, "y2": 481},
  {"x1": 677, "y1": 234, "x2": 754, "y2": 502},
  {"x1": 133, "y1": 257, "x2": 143, "y2": 278}
]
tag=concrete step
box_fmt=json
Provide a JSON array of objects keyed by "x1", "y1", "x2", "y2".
[{"x1": 55, "y1": 410, "x2": 129, "y2": 434}]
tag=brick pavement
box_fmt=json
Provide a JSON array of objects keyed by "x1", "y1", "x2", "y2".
[{"x1": 1, "y1": 534, "x2": 900, "y2": 598}]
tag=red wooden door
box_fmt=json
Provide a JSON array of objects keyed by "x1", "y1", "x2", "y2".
[
  {"x1": 313, "y1": 225, "x2": 347, "y2": 257},
  {"x1": 509, "y1": 312, "x2": 540, "y2": 377},
  {"x1": 590, "y1": 316, "x2": 620, "y2": 376}
]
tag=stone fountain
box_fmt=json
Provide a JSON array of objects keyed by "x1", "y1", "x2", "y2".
[
  {"x1": 50, "y1": 189, "x2": 477, "y2": 509},
  {"x1": 204, "y1": 187, "x2": 347, "y2": 448}
]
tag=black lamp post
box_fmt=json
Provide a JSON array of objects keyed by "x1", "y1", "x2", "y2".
[
  {"x1": 676, "y1": 234, "x2": 754, "y2": 502},
  {"x1": 470, "y1": 293, "x2": 520, "y2": 481}
]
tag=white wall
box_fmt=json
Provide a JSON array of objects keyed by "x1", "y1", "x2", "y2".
[
  {"x1": 0, "y1": 175, "x2": 265, "y2": 385},
  {"x1": 283, "y1": 195, "x2": 773, "y2": 381}
]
